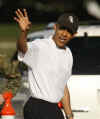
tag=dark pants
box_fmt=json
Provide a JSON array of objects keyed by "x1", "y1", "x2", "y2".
[{"x1": 23, "y1": 97, "x2": 64, "y2": 119}]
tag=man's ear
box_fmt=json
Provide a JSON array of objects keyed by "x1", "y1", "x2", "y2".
[
  {"x1": 54, "y1": 24, "x2": 58, "y2": 31},
  {"x1": 72, "y1": 32, "x2": 77, "y2": 38}
]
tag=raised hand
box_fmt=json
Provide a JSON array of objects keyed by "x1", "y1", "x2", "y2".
[{"x1": 14, "y1": 9, "x2": 31, "y2": 32}]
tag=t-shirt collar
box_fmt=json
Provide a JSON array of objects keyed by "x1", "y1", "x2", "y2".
[{"x1": 48, "y1": 35, "x2": 67, "y2": 50}]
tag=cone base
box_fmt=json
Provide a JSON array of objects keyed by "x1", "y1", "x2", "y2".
[{"x1": 1, "y1": 115, "x2": 15, "y2": 119}]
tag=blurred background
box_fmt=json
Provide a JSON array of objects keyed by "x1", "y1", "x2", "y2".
[
  {"x1": 0, "y1": 0, "x2": 100, "y2": 63},
  {"x1": 1, "y1": 0, "x2": 100, "y2": 77},
  {"x1": 0, "y1": 0, "x2": 100, "y2": 23},
  {"x1": 0, "y1": 0, "x2": 100, "y2": 119}
]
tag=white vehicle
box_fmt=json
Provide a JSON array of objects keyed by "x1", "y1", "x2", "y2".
[
  {"x1": 67, "y1": 25, "x2": 100, "y2": 119},
  {"x1": 13, "y1": 23, "x2": 100, "y2": 119}
]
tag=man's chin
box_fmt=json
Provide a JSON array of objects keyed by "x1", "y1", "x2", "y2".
[{"x1": 56, "y1": 43, "x2": 66, "y2": 49}]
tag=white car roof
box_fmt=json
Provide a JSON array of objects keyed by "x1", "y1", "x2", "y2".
[
  {"x1": 77, "y1": 25, "x2": 100, "y2": 37},
  {"x1": 27, "y1": 24, "x2": 100, "y2": 40}
]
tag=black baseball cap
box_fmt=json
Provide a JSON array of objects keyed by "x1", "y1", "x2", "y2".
[{"x1": 57, "y1": 13, "x2": 79, "y2": 35}]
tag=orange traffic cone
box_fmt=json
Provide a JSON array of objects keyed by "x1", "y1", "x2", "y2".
[{"x1": 1, "y1": 91, "x2": 16, "y2": 119}]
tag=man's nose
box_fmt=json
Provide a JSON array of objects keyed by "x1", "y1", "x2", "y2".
[{"x1": 62, "y1": 31, "x2": 67, "y2": 37}]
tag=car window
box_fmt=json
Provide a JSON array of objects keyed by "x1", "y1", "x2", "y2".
[{"x1": 68, "y1": 36, "x2": 100, "y2": 75}]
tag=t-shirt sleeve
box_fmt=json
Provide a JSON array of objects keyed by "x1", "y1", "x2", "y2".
[{"x1": 18, "y1": 41, "x2": 39, "y2": 68}]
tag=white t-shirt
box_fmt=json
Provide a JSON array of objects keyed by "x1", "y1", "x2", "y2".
[{"x1": 18, "y1": 35, "x2": 73, "y2": 103}]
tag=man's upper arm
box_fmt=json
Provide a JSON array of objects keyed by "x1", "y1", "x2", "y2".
[{"x1": 18, "y1": 41, "x2": 39, "y2": 68}]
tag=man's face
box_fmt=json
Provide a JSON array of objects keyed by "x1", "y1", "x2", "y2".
[{"x1": 53, "y1": 24, "x2": 75, "y2": 49}]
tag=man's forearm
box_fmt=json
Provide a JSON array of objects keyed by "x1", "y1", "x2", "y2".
[
  {"x1": 17, "y1": 31, "x2": 28, "y2": 53},
  {"x1": 61, "y1": 86, "x2": 73, "y2": 118}
]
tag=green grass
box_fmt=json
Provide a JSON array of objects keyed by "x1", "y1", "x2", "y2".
[
  {"x1": 0, "y1": 23, "x2": 46, "y2": 42},
  {"x1": 0, "y1": 24, "x2": 19, "y2": 39}
]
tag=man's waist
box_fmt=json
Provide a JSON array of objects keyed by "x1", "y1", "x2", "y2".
[{"x1": 30, "y1": 96, "x2": 59, "y2": 105}]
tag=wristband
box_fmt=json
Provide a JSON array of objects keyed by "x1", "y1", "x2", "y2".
[{"x1": 66, "y1": 113, "x2": 74, "y2": 119}]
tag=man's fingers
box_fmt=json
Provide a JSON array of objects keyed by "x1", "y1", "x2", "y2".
[
  {"x1": 14, "y1": 9, "x2": 31, "y2": 31},
  {"x1": 14, "y1": 17, "x2": 20, "y2": 23},
  {"x1": 15, "y1": 9, "x2": 24, "y2": 19},
  {"x1": 15, "y1": 10, "x2": 21, "y2": 19},
  {"x1": 24, "y1": 9, "x2": 28, "y2": 18},
  {"x1": 15, "y1": 9, "x2": 29, "y2": 21},
  {"x1": 17, "y1": 9, "x2": 24, "y2": 17}
]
